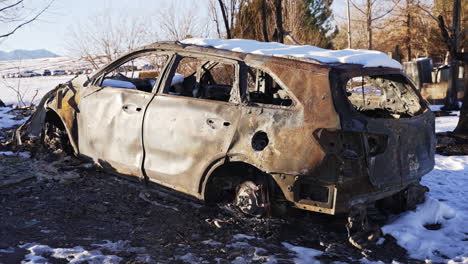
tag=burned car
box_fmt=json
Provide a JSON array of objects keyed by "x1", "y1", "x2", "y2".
[{"x1": 17, "y1": 39, "x2": 435, "y2": 228}]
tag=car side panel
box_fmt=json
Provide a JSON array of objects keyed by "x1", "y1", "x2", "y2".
[
  {"x1": 228, "y1": 60, "x2": 340, "y2": 175},
  {"x1": 77, "y1": 86, "x2": 153, "y2": 178},
  {"x1": 142, "y1": 95, "x2": 241, "y2": 196}
]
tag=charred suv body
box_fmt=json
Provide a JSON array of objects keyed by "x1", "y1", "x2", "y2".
[{"x1": 18, "y1": 39, "x2": 435, "y2": 217}]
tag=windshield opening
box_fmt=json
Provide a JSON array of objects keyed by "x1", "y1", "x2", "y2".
[{"x1": 345, "y1": 74, "x2": 424, "y2": 119}]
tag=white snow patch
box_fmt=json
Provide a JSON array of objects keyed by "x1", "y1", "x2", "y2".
[
  {"x1": 282, "y1": 242, "x2": 323, "y2": 264},
  {"x1": 171, "y1": 73, "x2": 185, "y2": 86},
  {"x1": 226, "y1": 241, "x2": 250, "y2": 248},
  {"x1": 182, "y1": 38, "x2": 402, "y2": 69},
  {"x1": 0, "y1": 76, "x2": 70, "y2": 106},
  {"x1": 429, "y1": 104, "x2": 461, "y2": 133},
  {"x1": 201, "y1": 239, "x2": 223, "y2": 246},
  {"x1": 382, "y1": 153, "x2": 468, "y2": 262},
  {"x1": 0, "y1": 107, "x2": 25, "y2": 129},
  {"x1": 20, "y1": 243, "x2": 122, "y2": 264},
  {"x1": 177, "y1": 252, "x2": 204, "y2": 264},
  {"x1": 233, "y1": 234, "x2": 256, "y2": 240},
  {"x1": 0, "y1": 151, "x2": 31, "y2": 158}
]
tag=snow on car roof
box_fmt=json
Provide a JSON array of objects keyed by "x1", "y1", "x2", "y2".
[{"x1": 181, "y1": 38, "x2": 402, "y2": 69}]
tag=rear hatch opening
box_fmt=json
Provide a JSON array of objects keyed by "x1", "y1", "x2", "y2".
[{"x1": 345, "y1": 74, "x2": 426, "y2": 119}]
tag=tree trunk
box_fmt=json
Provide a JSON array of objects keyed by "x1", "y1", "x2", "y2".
[
  {"x1": 261, "y1": 0, "x2": 269, "y2": 42},
  {"x1": 454, "y1": 62, "x2": 468, "y2": 134},
  {"x1": 217, "y1": 0, "x2": 232, "y2": 39},
  {"x1": 366, "y1": 0, "x2": 372, "y2": 49},
  {"x1": 347, "y1": 0, "x2": 352, "y2": 48},
  {"x1": 443, "y1": 0, "x2": 461, "y2": 110},
  {"x1": 273, "y1": 0, "x2": 284, "y2": 43},
  {"x1": 406, "y1": 10, "x2": 412, "y2": 61}
]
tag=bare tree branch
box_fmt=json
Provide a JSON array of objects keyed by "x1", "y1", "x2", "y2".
[
  {"x1": 0, "y1": 0, "x2": 23, "y2": 13},
  {"x1": 350, "y1": 0, "x2": 367, "y2": 15},
  {"x1": 217, "y1": 0, "x2": 232, "y2": 38},
  {"x1": 0, "y1": 0, "x2": 54, "y2": 38},
  {"x1": 371, "y1": 0, "x2": 400, "y2": 21}
]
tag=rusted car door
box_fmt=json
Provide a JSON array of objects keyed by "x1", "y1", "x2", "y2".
[
  {"x1": 142, "y1": 55, "x2": 241, "y2": 195},
  {"x1": 77, "y1": 52, "x2": 173, "y2": 178},
  {"x1": 78, "y1": 87, "x2": 154, "y2": 178}
]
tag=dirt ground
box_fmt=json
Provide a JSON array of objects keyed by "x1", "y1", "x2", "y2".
[{"x1": 0, "y1": 110, "x2": 425, "y2": 264}]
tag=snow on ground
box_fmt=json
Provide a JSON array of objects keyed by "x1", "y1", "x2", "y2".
[
  {"x1": 20, "y1": 240, "x2": 152, "y2": 264},
  {"x1": 429, "y1": 105, "x2": 461, "y2": 133},
  {"x1": 0, "y1": 107, "x2": 27, "y2": 128},
  {"x1": 0, "y1": 76, "x2": 71, "y2": 106},
  {"x1": 382, "y1": 106, "x2": 468, "y2": 263},
  {"x1": 0, "y1": 56, "x2": 91, "y2": 75},
  {"x1": 282, "y1": 242, "x2": 323, "y2": 264},
  {"x1": 182, "y1": 38, "x2": 402, "y2": 69}
]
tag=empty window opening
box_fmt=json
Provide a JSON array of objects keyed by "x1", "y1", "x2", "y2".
[
  {"x1": 100, "y1": 54, "x2": 170, "y2": 92},
  {"x1": 247, "y1": 68, "x2": 292, "y2": 107},
  {"x1": 164, "y1": 57, "x2": 235, "y2": 102},
  {"x1": 346, "y1": 75, "x2": 423, "y2": 119}
]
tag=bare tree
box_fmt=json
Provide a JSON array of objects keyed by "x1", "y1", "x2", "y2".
[
  {"x1": 210, "y1": 0, "x2": 242, "y2": 39},
  {"x1": 158, "y1": 0, "x2": 210, "y2": 41},
  {"x1": 0, "y1": 0, "x2": 54, "y2": 39},
  {"x1": 260, "y1": 0, "x2": 269, "y2": 42},
  {"x1": 272, "y1": 0, "x2": 284, "y2": 43},
  {"x1": 350, "y1": 0, "x2": 400, "y2": 49},
  {"x1": 418, "y1": 0, "x2": 465, "y2": 111},
  {"x1": 67, "y1": 11, "x2": 156, "y2": 68}
]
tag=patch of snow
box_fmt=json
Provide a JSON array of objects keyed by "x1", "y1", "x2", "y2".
[
  {"x1": 382, "y1": 153, "x2": 468, "y2": 262},
  {"x1": 359, "y1": 259, "x2": 402, "y2": 264},
  {"x1": 20, "y1": 243, "x2": 122, "y2": 264},
  {"x1": 102, "y1": 79, "x2": 137, "y2": 89},
  {"x1": 0, "y1": 76, "x2": 70, "y2": 106},
  {"x1": 0, "y1": 107, "x2": 25, "y2": 129},
  {"x1": 0, "y1": 151, "x2": 31, "y2": 158},
  {"x1": 0, "y1": 248, "x2": 14, "y2": 253},
  {"x1": 18, "y1": 152, "x2": 31, "y2": 158},
  {"x1": 376, "y1": 237, "x2": 385, "y2": 245},
  {"x1": 233, "y1": 234, "x2": 256, "y2": 240},
  {"x1": 226, "y1": 241, "x2": 250, "y2": 248},
  {"x1": 201, "y1": 239, "x2": 223, "y2": 246},
  {"x1": 182, "y1": 38, "x2": 402, "y2": 69},
  {"x1": 430, "y1": 105, "x2": 460, "y2": 133},
  {"x1": 282, "y1": 242, "x2": 323, "y2": 264},
  {"x1": 177, "y1": 252, "x2": 205, "y2": 264},
  {"x1": 171, "y1": 73, "x2": 185, "y2": 86}
]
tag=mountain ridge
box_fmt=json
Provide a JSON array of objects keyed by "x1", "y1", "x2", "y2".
[{"x1": 0, "y1": 49, "x2": 59, "y2": 61}]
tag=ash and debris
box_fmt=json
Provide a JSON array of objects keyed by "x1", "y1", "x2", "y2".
[{"x1": 0, "y1": 108, "x2": 422, "y2": 264}]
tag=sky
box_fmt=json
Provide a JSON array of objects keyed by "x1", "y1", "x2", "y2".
[{"x1": 0, "y1": 0, "x2": 346, "y2": 56}]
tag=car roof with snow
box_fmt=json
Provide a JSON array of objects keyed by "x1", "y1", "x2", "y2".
[{"x1": 137, "y1": 38, "x2": 402, "y2": 70}]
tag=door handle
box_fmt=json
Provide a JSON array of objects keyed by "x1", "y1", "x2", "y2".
[
  {"x1": 122, "y1": 104, "x2": 142, "y2": 113},
  {"x1": 206, "y1": 118, "x2": 231, "y2": 129}
]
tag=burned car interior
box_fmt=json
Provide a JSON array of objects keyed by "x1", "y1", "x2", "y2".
[
  {"x1": 247, "y1": 68, "x2": 293, "y2": 107},
  {"x1": 346, "y1": 74, "x2": 424, "y2": 118},
  {"x1": 163, "y1": 57, "x2": 236, "y2": 102}
]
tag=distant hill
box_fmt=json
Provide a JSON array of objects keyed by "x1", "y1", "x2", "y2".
[{"x1": 0, "y1": 49, "x2": 59, "y2": 61}]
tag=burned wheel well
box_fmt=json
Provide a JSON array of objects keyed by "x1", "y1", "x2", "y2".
[
  {"x1": 203, "y1": 162, "x2": 279, "y2": 203},
  {"x1": 45, "y1": 109, "x2": 65, "y2": 131}
]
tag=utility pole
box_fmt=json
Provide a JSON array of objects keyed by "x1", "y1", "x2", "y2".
[{"x1": 347, "y1": 0, "x2": 352, "y2": 48}]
